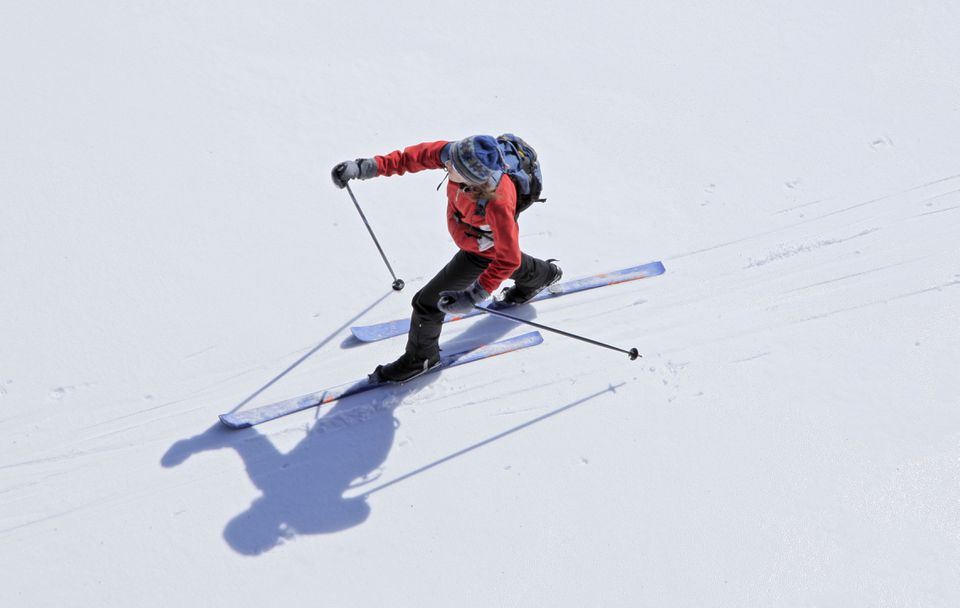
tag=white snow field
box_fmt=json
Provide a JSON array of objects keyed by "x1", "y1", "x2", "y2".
[{"x1": 2, "y1": 2, "x2": 959, "y2": 606}]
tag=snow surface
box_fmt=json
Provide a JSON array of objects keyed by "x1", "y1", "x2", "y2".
[{"x1": 2, "y1": 2, "x2": 960, "y2": 606}]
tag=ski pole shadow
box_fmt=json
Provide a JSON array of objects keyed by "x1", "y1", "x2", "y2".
[
  {"x1": 160, "y1": 303, "x2": 547, "y2": 556},
  {"x1": 226, "y1": 291, "x2": 392, "y2": 416}
]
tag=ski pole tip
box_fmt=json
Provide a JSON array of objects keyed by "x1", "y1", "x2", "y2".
[
  {"x1": 628, "y1": 348, "x2": 640, "y2": 360},
  {"x1": 392, "y1": 279, "x2": 405, "y2": 291}
]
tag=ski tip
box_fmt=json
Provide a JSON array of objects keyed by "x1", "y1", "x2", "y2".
[
  {"x1": 349, "y1": 327, "x2": 379, "y2": 342},
  {"x1": 219, "y1": 414, "x2": 251, "y2": 430},
  {"x1": 631, "y1": 260, "x2": 666, "y2": 277},
  {"x1": 505, "y1": 331, "x2": 543, "y2": 347}
]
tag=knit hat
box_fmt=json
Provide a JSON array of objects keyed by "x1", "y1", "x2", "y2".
[{"x1": 449, "y1": 135, "x2": 503, "y2": 187}]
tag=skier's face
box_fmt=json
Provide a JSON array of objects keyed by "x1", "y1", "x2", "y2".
[{"x1": 444, "y1": 160, "x2": 470, "y2": 184}]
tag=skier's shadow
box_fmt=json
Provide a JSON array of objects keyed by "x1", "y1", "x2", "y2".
[{"x1": 161, "y1": 308, "x2": 538, "y2": 556}]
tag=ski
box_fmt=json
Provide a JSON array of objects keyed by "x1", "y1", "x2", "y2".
[
  {"x1": 219, "y1": 331, "x2": 544, "y2": 429},
  {"x1": 350, "y1": 260, "x2": 666, "y2": 342}
]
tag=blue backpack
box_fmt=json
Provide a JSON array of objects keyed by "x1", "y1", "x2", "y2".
[
  {"x1": 497, "y1": 133, "x2": 545, "y2": 215},
  {"x1": 473, "y1": 134, "x2": 545, "y2": 219}
]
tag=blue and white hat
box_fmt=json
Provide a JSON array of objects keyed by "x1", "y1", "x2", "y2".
[{"x1": 448, "y1": 135, "x2": 504, "y2": 187}]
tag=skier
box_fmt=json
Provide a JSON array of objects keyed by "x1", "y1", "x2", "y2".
[{"x1": 331, "y1": 135, "x2": 562, "y2": 383}]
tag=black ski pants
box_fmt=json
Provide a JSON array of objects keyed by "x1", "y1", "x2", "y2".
[{"x1": 405, "y1": 250, "x2": 554, "y2": 360}]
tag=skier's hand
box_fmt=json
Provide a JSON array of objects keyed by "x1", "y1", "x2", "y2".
[
  {"x1": 438, "y1": 281, "x2": 490, "y2": 315},
  {"x1": 331, "y1": 158, "x2": 377, "y2": 189}
]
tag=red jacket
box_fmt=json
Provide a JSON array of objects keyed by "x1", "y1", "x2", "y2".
[{"x1": 374, "y1": 140, "x2": 521, "y2": 294}]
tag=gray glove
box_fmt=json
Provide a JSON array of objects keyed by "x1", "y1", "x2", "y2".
[
  {"x1": 331, "y1": 158, "x2": 378, "y2": 189},
  {"x1": 438, "y1": 281, "x2": 490, "y2": 315}
]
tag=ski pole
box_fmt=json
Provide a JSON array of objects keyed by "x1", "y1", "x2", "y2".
[
  {"x1": 473, "y1": 305, "x2": 641, "y2": 360},
  {"x1": 344, "y1": 183, "x2": 405, "y2": 291}
]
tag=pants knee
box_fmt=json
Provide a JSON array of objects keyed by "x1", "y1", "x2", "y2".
[{"x1": 411, "y1": 288, "x2": 441, "y2": 316}]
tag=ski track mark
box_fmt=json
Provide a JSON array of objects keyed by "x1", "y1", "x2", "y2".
[
  {"x1": 0, "y1": 511, "x2": 77, "y2": 537},
  {"x1": 917, "y1": 187, "x2": 960, "y2": 205},
  {"x1": 746, "y1": 238, "x2": 842, "y2": 268},
  {"x1": 782, "y1": 259, "x2": 925, "y2": 294},
  {"x1": 78, "y1": 394, "x2": 196, "y2": 431},
  {"x1": 0, "y1": 444, "x2": 124, "y2": 472},
  {"x1": 670, "y1": 199, "x2": 885, "y2": 261},
  {"x1": 745, "y1": 229, "x2": 880, "y2": 269},
  {"x1": 796, "y1": 280, "x2": 960, "y2": 323},
  {"x1": 435, "y1": 380, "x2": 563, "y2": 413},
  {"x1": 804, "y1": 173, "x2": 960, "y2": 224},
  {"x1": 492, "y1": 404, "x2": 552, "y2": 417},
  {"x1": 676, "y1": 174, "x2": 960, "y2": 263},
  {"x1": 182, "y1": 345, "x2": 218, "y2": 362},
  {"x1": 914, "y1": 204, "x2": 960, "y2": 218},
  {"x1": 773, "y1": 198, "x2": 831, "y2": 215}
]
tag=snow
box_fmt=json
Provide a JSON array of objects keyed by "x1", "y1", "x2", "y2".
[{"x1": 2, "y1": 1, "x2": 959, "y2": 606}]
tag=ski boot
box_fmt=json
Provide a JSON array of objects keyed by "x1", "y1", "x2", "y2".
[
  {"x1": 371, "y1": 351, "x2": 441, "y2": 384},
  {"x1": 498, "y1": 259, "x2": 563, "y2": 306}
]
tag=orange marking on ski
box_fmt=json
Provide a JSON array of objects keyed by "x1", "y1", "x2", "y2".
[{"x1": 604, "y1": 272, "x2": 653, "y2": 286}]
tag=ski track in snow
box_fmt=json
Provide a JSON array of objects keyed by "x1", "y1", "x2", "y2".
[
  {"x1": 796, "y1": 279, "x2": 960, "y2": 323},
  {"x1": 744, "y1": 228, "x2": 879, "y2": 269},
  {"x1": 781, "y1": 259, "x2": 928, "y2": 294},
  {"x1": 642, "y1": 174, "x2": 960, "y2": 368},
  {"x1": 673, "y1": 173, "x2": 960, "y2": 261}
]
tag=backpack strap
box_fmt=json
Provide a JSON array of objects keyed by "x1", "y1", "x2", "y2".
[{"x1": 475, "y1": 197, "x2": 490, "y2": 217}]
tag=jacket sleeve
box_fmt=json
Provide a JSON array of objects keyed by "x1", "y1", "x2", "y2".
[
  {"x1": 374, "y1": 140, "x2": 450, "y2": 177},
  {"x1": 476, "y1": 180, "x2": 522, "y2": 294}
]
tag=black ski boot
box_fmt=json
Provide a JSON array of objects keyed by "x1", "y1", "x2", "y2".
[
  {"x1": 499, "y1": 259, "x2": 563, "y2": 306},
  {"x1": 371, "y1": 351, "x2": 441, "y2": 384}
]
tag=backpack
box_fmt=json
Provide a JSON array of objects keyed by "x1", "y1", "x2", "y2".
[{"x1": 475, "y1": 133, "x2": 546, "y2": 219}]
